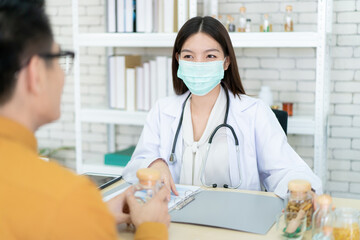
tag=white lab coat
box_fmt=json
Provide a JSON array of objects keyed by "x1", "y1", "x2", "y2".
[{"x1": 122, "y1": 90, "x2": 323, "y2": 199}]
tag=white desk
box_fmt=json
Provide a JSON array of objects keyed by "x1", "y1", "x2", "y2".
[{"x1": 102, "y1": 182, "x2": 360, "y2": 240}]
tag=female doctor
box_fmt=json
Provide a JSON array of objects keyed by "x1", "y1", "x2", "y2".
[{"x1": 122, "y1": 16, "x2": 322, "y2": 199}]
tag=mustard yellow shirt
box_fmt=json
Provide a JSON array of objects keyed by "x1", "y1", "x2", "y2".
[{"x1": 0, "y1": 117, "x2": 168, "y2": 240}]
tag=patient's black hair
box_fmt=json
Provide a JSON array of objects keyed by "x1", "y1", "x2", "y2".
[{"x1": 0, "y1": 0, "x2": 53, "y2": 105}]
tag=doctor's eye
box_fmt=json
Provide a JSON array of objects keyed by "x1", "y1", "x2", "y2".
[
  {"x1": 183, "y1": 55, "x2": 194, "y2": 59},
  {"x1": 207, "y1": 54, "x2": 217, "y2": 59}
]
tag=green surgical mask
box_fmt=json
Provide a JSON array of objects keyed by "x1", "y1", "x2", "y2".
[{"x1": 177, "y1": 59, "x2": 225, "y2": 96}]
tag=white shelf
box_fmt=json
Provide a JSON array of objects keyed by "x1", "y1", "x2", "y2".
[
  {"x1": 288, "y1": 116, "x2": 315, "y2": 135},
  {"x1": 81, "y1": 163, "x2": 124, "y2": 175},
  {"x1": 77, "y1": 32, "x2": 319, "y2": 48},
  {"x1": 81, "y1": 108, "x2": 314, "y2": 135},
  {"x1": 81, "y1": 109, "x2": 147, "y2": 125}
]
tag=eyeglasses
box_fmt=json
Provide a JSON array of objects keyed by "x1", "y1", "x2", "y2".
[{"x1": 39, "y1": 50, "x2": 75, "y2": 75}]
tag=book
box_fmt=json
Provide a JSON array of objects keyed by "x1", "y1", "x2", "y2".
[
  {"x1": 126, "y1": 68, "x2": 136, "y2": 111},
  {"x1": 156, "y1": 56, "x2": 168, "y2": 99},
  {"x1": 108, "y1": 56, "x2": 117, "y2": 108},
  {"x1": 136, "y1": 66, "x2": 145, "y2": 110},
  {"x1": 145, "y1": 0, "x2": 153, "y2": 33},
  {"x1": 152, "y1": 0, "x2": 159, "y2": 32},
  {"x1": 115, "y1": 56, "x2": 126, "y2": 109},
  {"x1": 136, "y1": 0, "x2": 145, "y2": 32},
  {"x1": 188, "y1": 0, "x2": 197, "y2": 19},
  {"x1": 104, "y1": 146, "x2": 136, "y2": 167},
  {"x1": 158, "y1": 0, "x2": 164, "y2": 32},
  {"x1": 143, "y1": 62, "x2": 151, "y2": 110},
  {"x1": 150, "y1": 60, "x2": 157, "y2": 108},
  {"x1": 107, "y1": 0, "x2": 117, "y2": 32},
  {"x1": 125, "y1": 0, "x2": 133, "y2": 32},
  {"x1": 108, "y1": 55, "x2": 141, "y2": 109},
  {"x1": 116, "y1": 0, "x2": 125, "y2": 32},
  {"x1": 163, "y1": 0, "x2": 174, "y2": 33},
  {"x1": 177, "y1": 0, "x2": 188, "y2": 31}
]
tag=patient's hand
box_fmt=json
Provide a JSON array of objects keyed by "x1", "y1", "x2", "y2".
[
  {"x1": 126, "y1": 186, "x2": 171, "y2": 228},
  {"x1": 106, "y1": 188, "x2": 133, "y2": 224},
  {"x1": 149, "y1": 158, "x2": 179, "y2": 196}
]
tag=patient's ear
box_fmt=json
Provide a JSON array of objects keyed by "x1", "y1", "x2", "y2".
[{"x1": 25, "y1": 56, "x2": 44, "y2": 95}]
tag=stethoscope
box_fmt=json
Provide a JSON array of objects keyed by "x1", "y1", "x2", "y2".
[{"x1": 168, "y1": 83, "x2": 242, "y2": 189}]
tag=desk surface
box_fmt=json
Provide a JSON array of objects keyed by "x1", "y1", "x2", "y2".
[{"x1": 102, "y1": 181, "x2": 360, "y2": 240}]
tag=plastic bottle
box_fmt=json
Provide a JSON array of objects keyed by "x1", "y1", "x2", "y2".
[
  {"x1": 133, "y1": 168, "x2": 161, "y2": 203},
  {"x1": 237, "y1": 7, "x2": 246, "y2": 32},
  {"x1": 284, "y1": 5, "x2": 294, "y2": 32},
  {"x1": 258, "y1": 86, "x2": 273, "y2": 107},
  {"x1": 260, "y1": 13, "x2": 272, "y2": 32},
  {"x1": 312, "y1": 195, "x2": 334, "y2": 240}
]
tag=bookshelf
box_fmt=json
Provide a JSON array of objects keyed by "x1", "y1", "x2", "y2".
[
  {"x1": 77, "y1": 32, "x2": 319, "y2": 48},
  {"x1": 72, "y1": 1, "x2": 333, "y2": 186}
]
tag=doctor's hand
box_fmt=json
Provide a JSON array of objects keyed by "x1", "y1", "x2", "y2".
[
  {"x1": 126, "y1": 186, "x2": 171, "y2": 228},
  {"x1": 149, "y1": 158, "x2": 179, "y2": 196}
]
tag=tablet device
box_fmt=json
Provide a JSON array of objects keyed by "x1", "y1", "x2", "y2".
[{"x1": 83, "y1": 173, "x2": 122, "y2": 190}]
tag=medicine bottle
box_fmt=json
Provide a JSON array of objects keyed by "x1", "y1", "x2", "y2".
[
  {"x1": 237, "y1": 7, "x2": 246, "y2": 32},
  {"x1": 227, "y1": 15, "x2": 236, "y2": 32},
  {"x1": 133, "y1": 168, "x2": 161, "y2": 203},
  {"x1": 258, "y1": 86, "x2": 273, "y2": 107},
  {"x1": 312, "y1": 194, "x2": 334, "y2": 240},
  {"x1": 284, "y1": 5, "x2": 294, "y2": 32},
  {"x1": 245, "y1": 19, "x2": 251, "y2": 32},
  {"x1": 286, "y1": 179, "x2": 314, "y2": 229},
  {"x1": 260, "y1": 13, "x2": 272, "y2": 32}
]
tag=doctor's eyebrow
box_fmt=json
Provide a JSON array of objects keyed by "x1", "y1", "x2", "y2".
[{"x1": 181, "y1": 48, "x2": 220, "y2": 53}]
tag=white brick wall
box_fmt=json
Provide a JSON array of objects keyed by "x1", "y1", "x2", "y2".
[{"x1": 42, "y1": 0, "x2": 360, "y2": 198}]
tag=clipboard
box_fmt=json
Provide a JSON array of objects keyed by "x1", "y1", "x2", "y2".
[{"x1": 170, "y1": 190, "x2": 284, "y2": 235}]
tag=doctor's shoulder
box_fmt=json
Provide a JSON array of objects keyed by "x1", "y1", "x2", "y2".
[
  {"x1": 231, "y1": 94, "x2": 260, "y2": 113},
  {"x1": 155, "y1": 92, "x2": 190, "y2": 112}
]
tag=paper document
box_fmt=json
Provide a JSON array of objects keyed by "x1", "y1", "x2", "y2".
[{"x1": 102, "y1": 183, "x2": 201, "y2": 210}]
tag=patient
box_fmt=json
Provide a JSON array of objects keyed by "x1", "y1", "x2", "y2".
[{"x1": 0, "y1": 1, "x2": 169, "y2": 239}]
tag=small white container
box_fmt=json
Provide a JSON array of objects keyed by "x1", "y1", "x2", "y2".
[{"x1": 258, "y1": 86, "x2": 273, "y2": 106}]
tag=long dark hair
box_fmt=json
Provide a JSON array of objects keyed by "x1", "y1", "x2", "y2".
[{"x1": 172, "y1": 16, "x2": 245, "y2": 97}]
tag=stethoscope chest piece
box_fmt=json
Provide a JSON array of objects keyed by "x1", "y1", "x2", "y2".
[{"x1": 169, "y1": 153, "x2": 176, "y2": 164}]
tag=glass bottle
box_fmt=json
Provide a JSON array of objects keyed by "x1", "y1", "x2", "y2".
[
  {"x1": 285, "y1": 179, "x2": 314, "y2": 230},
  {"x1": 133, "y1": 168, "x2": 161, "y2": 203},
  {"x1": 284, "y1": 5, "x2": 294, "y2": 32},
  {"x1": 312, "y1": 194, "x2": 334, "y2": 240},
  {"x1": 332, "y1": 208, "x2": 360, "y2": 240},
  {"x1": 245, "y1": 18, "x2": 251, "y2": 32},
  {"x1": 237, "y1": 7, "x2": 246, "y2": 32},
  {"x1": 260, "y1": 13, "x2": 272, "y2": 32},
  {"x1": 227, "y1": 15, "x2": 236, "y2": 32}
]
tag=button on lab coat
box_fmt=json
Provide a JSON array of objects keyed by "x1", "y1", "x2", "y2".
[{"x1": 122, "y1": 90, "x2": 323, "y2": 199}]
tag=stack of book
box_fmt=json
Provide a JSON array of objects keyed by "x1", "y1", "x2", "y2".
[
  {"x1": 107, "y1": 0, "x2": 198, "y2": 33},
  {"x1": 108, "y1": 55, "x2": 174, "y2": 111}
]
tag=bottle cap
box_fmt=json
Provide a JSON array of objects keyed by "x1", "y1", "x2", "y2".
[
  {"x1": 288, "y1": 179, "x2": 312, "y2": 192},
  {"x1": 240, "y1": 7, "x2": 246, "y2": 13},
  {"x1": 286, "y1": 5, "x2": 293, "y2": 11},
  {"x1": 136, "y1": 168, "x2": 161, "y2": 184},
  {"x1": 264, "y1": 13, "x2": 269, "y2": 19},
  {"x1": 317, "y1": 194, "x2": 332, "y2": 206}
]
